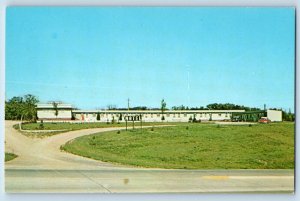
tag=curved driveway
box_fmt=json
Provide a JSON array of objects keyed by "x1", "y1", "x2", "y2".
[{"x1": 5, "y1": 121, "x2": 141, "y2": 170}]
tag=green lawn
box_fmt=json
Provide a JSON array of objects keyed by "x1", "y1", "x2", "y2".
[
  {"x1": 62, "y1": 122, "x2": 294, "y2": 169},
  {"x1": 5, "y1": 153, "x2": 17, "y2": 162}
]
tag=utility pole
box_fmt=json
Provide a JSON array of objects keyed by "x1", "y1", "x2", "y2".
[{"x1": 127, "y1": 98, "x2": 130, "y2": 111}]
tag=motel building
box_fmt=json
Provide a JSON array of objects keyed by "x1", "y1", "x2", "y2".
[{"x1": 36, "y1": 103, "x2": 282, "y2": 123}]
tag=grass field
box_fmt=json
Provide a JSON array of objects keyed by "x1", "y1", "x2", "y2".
[
  {"x1": 5, "y1": 153, "x2": 18, "y2": 162},
  {"x1": 62, "y1": 122, "x2": 294, "y2": 169}
]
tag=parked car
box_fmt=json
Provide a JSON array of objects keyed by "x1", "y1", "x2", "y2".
[{"x1": 258, "y1": 117, "x2": 271, "y2": 123}]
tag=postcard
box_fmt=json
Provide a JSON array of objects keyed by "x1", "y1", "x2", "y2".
[{"x1": 4, "y1": 7, "x2": 295, "y2": 193}]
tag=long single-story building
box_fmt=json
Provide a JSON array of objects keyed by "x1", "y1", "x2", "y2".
[{"x1": 36, "y1": 103, "x2": 284, "y2": 123}]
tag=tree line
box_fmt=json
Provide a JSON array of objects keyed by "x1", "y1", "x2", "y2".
[{"x1": 107, "y1": 103, "x2": 262, "y2": 111}]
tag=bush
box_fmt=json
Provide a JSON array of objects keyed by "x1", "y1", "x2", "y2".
[
  {"x1": 96, "y1": 113, "x2": 100, "y2": 121},
  {"x1": 39, "y1": 123, "x2": 44, "y2": 130},
  {"x1": 161, "y1": 115, "x2": 165, "y2": 121},
  {"x1": 39, "y1": 120, "x2": 44, "y2": 130},
  {"x1": 117, "y1": 130, "x2": 121, "y2": 134},
  {"x1": 89, "y1": 141, "x2": 96, "y2": 146},
  {"x1": 111, "y1": 116, "x2": 115, "y2": 124}
]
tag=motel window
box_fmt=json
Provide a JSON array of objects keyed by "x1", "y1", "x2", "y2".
[
  {"x1": 178, "y1": 114, "x2": 180, "y2": 117},
  {"x1": 151, "y1": 114, "x2": 153, "y2": 118},
  {"x1": 93, "y1": 113, "x2": 96, "y2": 117},
  {"x1": 157, "y1": 114, "x2": 160, "y2": 117},
  {"x1": 225, "y1": 113, "x2": 228, "y2": 117},
  {"x1": 101, "y1": 114, "x2": 104, "y2": 117},
  {"x1": 166, "y1": 113, "x2": 170, "y2": 117},
  {"x1": 86, "y1": 114, "x2": 88, "y2": 117},
  {"x1": 184, "y1": 113, "x2": 187, "y2": 117},
  {"x1": 173, "y1": 114, "x2": 176, "y2": 117},
  {"x1": 200, "y1": 113, "x2": 202, "y2": 117}
]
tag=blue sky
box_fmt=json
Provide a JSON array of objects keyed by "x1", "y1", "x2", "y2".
[{"x1": 6, "y1": 7, "x2": 295, "y2": 110}]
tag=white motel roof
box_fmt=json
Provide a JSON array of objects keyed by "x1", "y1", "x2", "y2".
[
  {"x1": 36, "y1": 103, "x2": 246, "y2": 113},
  {"x1": 72, "y1": 110, "x2": 246, "y2": 113},
  {"x1": 36, "y1": 103, "x2": 73, "y2": 109}
]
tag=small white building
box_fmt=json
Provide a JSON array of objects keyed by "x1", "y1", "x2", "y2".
[{"x1": 267, "y1": 110, "x2": 282, "y2": 122}]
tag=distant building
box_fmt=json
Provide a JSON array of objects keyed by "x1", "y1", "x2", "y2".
[
  {"x1": 36, "y1": 103, "x2": 246, "y2": 122},
  {"x1": 267, "y1": 109, "x2": 282, "y2": 122}
]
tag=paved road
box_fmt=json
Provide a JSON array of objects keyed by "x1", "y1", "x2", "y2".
[
  {"x1": 4, "y1": 121, "x2": 295, "y2": 193},
  {"x1": 5, "y1": 169, "x2": 294, "y2": 193}
]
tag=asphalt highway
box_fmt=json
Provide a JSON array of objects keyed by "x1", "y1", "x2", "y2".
[{"x1": 5, "y1": 169, "x2": 294, "y2": 193}]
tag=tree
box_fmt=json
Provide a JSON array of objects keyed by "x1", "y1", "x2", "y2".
[
  {"x1": 161, "y1": 99, "x2": 167, "y2": 121},
  {"x1": 71, "y1": 112, "x2": 76, "y2": 120},
  {"x1": 96, "y1": 113, "x2": 100, "y2": 121},
  {"x1": 193, "y1": 114, "x2": 197, "y2": 122},
  {"x1": 23, "y1": 94, "x2": 39, "y2": 121},
  {"x1": 52, "y1": 102, "x2": 59, "y2": 119},
  {"x1": 107, "y1": 104, "x2": 117, "y2": 110},
  {"x1": 5, "y1": 96, "x2": 23, "y2": 120}
]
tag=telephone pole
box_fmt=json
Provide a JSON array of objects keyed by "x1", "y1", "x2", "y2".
[{"x1": 127, "y1": 98, "x2": 130, "y2": 111}]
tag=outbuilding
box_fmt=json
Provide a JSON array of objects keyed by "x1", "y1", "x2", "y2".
[{"x1": 267, "y1": 109, "x2": 282, "y2": 122}]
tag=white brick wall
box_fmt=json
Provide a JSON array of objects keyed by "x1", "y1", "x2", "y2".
[
  {"x1": 37, "y1": 109, "x2": 72, "y2": 119},
  {"x1": 267, "y1": 110, "x2": 282, "y2": 122}
]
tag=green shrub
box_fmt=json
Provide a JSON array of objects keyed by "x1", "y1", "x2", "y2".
[{"x1": 39, "y1": 123, "x2": 44, "y2": 130}]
